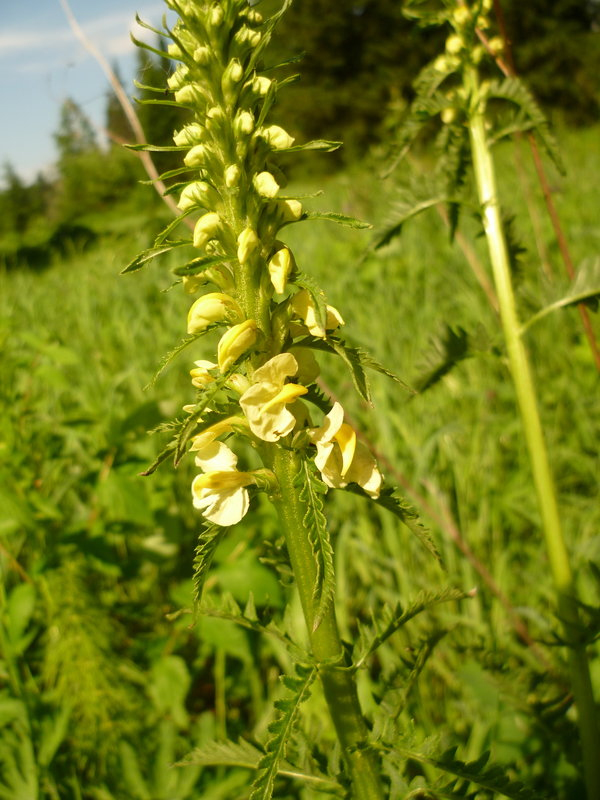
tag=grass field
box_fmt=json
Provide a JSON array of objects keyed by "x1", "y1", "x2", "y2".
[{"x1": 1, "y1": 123, "x2": 599, "y2": 798}]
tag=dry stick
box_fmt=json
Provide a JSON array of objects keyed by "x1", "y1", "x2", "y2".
[
  {"x1": 58, "y1": 0, "x2": 186, "y2": 222},
  {"x1": 317, "y1": 378, "x2": 555, "y2": 675},
  {"x1": 476, "y1": 16, "x2": 600, "y2": 373}
]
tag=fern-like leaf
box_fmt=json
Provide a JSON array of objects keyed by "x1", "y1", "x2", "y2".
[
  {"x1": 391, "y1": 745, "x2": 538, "y2": 799},
  {"x1": 355, "y1": 588, "x2": 471, "y2": 668},
  {"x1": 192, "y1": 524, "x2": 227, "y2": 611},
  {"x1": 486, "y1": 76, "x2": 564, "y2": 174},
  {"x1": 121, "y1": 240, "x2": 191, "y2": 274},
  {"x1": 413, "y1": 325, "x2": 470, "y2": 394},
  {"x1": 297, "y1": 458, "x2": 335, "y2": 631},
  {"x1": 302, "y1": 211, "x2": 372, "y2": 229},
  {"x1": 349, "y1": 485, "x2": 441, "y2": 562},
  {"x1": 249, "y1": 664, "x2": 317, "y2": 800}
]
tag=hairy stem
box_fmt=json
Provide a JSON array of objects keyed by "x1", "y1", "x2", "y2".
[
  {"x1": 271, "y1": 446, "x2": 385, "y2": 800},
  {"x1": 466, "y1": 65, "x2": 600, "y2": 800}
]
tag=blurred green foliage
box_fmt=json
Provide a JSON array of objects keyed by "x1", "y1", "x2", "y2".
[{"x1": 1, "y1": 122, "x2": 599, "y2": 796}]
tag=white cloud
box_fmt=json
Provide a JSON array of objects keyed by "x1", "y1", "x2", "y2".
[{"x1": 0, "y1": 3, "x2": 166, "y2": 61}]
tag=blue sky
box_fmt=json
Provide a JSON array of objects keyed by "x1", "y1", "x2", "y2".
[{"x1": 0, "y1": 0, "x2": 175, "y2": 184}]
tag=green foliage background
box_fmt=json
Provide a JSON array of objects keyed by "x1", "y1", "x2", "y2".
[{"x1": 1, "y1": 2, "x2": 599, "y2": 797}]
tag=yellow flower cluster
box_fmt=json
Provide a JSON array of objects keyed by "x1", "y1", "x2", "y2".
[{"x1": 159, "y1": 0, "x2": 382, "y2": 525}]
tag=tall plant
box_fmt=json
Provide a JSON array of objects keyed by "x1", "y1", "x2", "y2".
[{"x1": 378, "y1": 1, "x2": 600, "y2": 797}]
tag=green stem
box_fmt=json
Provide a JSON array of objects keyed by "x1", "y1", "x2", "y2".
[
  {"x1": 271, "y1": 446, "x2": 385, "y2": 800},
  {"x1": 466, "y1": 66, "x2": 600, "y2": 799}
]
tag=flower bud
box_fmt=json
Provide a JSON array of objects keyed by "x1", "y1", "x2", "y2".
[
  {"x1": 168, "y1": 43, "x2": 182, "y2": 60},
  {"x1": 268, "y1": 246, "x2": 295, "y2": 293},
  {"x1": 193, "y1": 212, "x2": 221, "y2": 249},
  {"x1": 278, "y1": 199, "x2": 303, "y2": 222},
  {"x1": 187, "y1": 292, "x2": 243, "y2": 334},
  {"x1": 289, "y1": 347, "x2": 320, "y2": 384},
  {"x1": 253, "y1": 171, "x2": 280, "y2": 198},
  {"x1": 237, "y1": 227, "x2": 260, "y2": 264},
  {"x1": 252, "y1": 76, "x2": 271, "y2": 96},
  {"x1": 167, "y1": 66, "x2": 189, "y2": 91},
  {"x1": 194, "y1": 45, "x2": 211, "y2": 65},
  {"x1": 224, "y1": 164, "x2": 241, "y2": 188},
  {"x1": 223, "y1": 58, "x2": 244, "y2": 87},
  {"x1": 184, "y1": 144, "x2": 209, "y2": 167},
  {"x1": 259, "y1": 125, "x2": 295, "y2": 150},
  {"x1": 175, "y1": 83, "x2": 210, "y2": 106},
  {"x1": 178, "y1": 181, "x2": 219, "y2": 212},
  {"x1": 446, "y1": 34, "x2": 463, "y2": 56},
  {"x1": 441, "y1": 107, "x2": 457, "y2": 125},
  {"x1": 453, "y1": 7, "x2": 471, "y2": 27},
  {"x1": 234, "y1": 110, "x2": 255, "y2": 137},
  {"x1": 218, "y1": 319, "x2": 258, "y2": 372},
  {"x1": 173, "y1": 123, "x2": 206, "y2": 146},
  {"x1": 209, "y1": 3, "x2": 224, "y2": 27},
  {"x1": 190, "y1": 359, "x2": 217, "y2": 388},
  {"x1": 226, "y1": 373, "x2": 251, "y2": 394},
  {"x1": 488, "y1": 36, "x2": 504, "y2": 56},
  {"x1": 233, "y1": 25, "x2": 261, "y2": 49}
]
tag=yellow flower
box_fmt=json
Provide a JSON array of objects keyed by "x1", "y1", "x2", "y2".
[
  {"x1": 177, "y1": 181, "x2": 219, "y2": 212},
  {"x1": 239, "y1": 353, "x2": 308, "y2": 442},
  {"x1": 190, "y1": 359, "x2": 217, "y2": 388},
  {"x1": 192, "y1": 443, "x2": 254, "y2": 526},
  {"x1": 193, "y1": 212, "x2": 221, "y2": 249},
  {"x1": 217, "y1": 319, "x2": 258, "y2": 372},
  {"x1": 189, "y1": 416, "x2": 248, "y2": 452},
  {"x1": 237, "y1": 227, "x2": 260, "y2": 264},
  {"x1": 268, "y1": 246, "x2": 295, "y2": 294},
  {"x1": 259, "y1": 125, "x2": 295, "y2": 150},
  {"x1": 290, "y1": 289, "x2": 344, "y2": 338},
  {"x1": 309, "y1": 402, "x2": 382, "y2": 497},
  {"x1": 253, "y1": 171, "x2": 280, "y2": 198},
  {"x1": 187, "y1": 292, "x2": 243, "y2": 334}
]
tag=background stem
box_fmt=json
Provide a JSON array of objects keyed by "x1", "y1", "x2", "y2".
[{"x1": 466, "y1": 66, "x2": 600, "y2": 800}]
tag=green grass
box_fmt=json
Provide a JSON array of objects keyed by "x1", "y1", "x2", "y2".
[{"x1": 1, "y1": 124, "x2": 599, "y2": 798}]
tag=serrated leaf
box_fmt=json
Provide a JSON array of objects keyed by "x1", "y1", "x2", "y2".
[
  {"x1": 486, "y1": 76, "x2": 564, "y2": 174},
  {"x1": 351, "y1": 485, "x2": 441, "y2": 562},
  {"x1": 373, "y1": 190, "x2": 448, "y2": 249},
  {"x1": 282, "y1": 140, "x2": 342, "y2": 153},
  {"x1": 249, "y1": 665, "x2": 317, "y2": 800},
  {"x1": 295, "y1": 458, "x2": 335, "y2": 631},
  {"x1": 154, "y1": 207, "x2": 195, "y2": 245},
  {"x1": 177, "y1": 736, "x2": 342, "y2": 793},
  {"x1": 192, "y1": 524, "x2": 227, "y2": 612},
  {"x1": 139, "y1": 438, "x2": 177, "y2": 477},
  {"x1": 144, "y1": 334, "x2": 199, "y2": 389},
  {"x1": 413, "y1": 325, "x2": 470, "y2": 394},
  {"x1": 172, "y1": 254, "x2": 232, "y2": 277},
  {"x1": 302, "y1": 211, "x2": 372, "y2": 229},
  {"x1": 121, "y1": 240, "x2": 191, "y2": 274},
  {"x1": 125, "y1": 143, "x2": 188, "y2": 152},
  {"x1": 329, "y1": 338, "x2": 372, "y2": 403},
  {"x1": 390, "y1": 744, "x2": 538, "y2": 799},
  {"x1": 355, "y1": 588, "x2": 471, "y2": 668},
  {"x1": 522, "y1": 256, "x2": 600, "y2": 333}
]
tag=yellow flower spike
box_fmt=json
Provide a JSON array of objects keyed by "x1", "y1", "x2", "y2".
[
  {"x1": 217, "y1": 319, "x2": 258, "y2": 372},
  {"x1": 187, "y1": 292, "x2": 243, "y2": 334},
  {"x1": 253, "y1": 171, "x2": 280, "y2": 198},
  {"x1": 237, "y1": 227, "x2": 260, "y2": 264},
  {"x1": 268, "y1": 246, "x2": 294, "y2": 294},
  {"x1": 333, "y1": 423, "x2": 357, "y2": 479},
  {"x1": 193, "y1": 212, "x2": 221, "y2": 249},
  {"x1": 239, "y1": 353, "x2": 308, "y2": 442}
]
